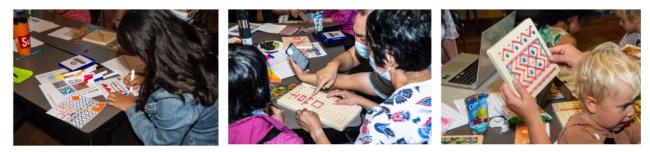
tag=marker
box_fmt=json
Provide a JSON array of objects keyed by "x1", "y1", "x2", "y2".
[{"x1": 127, "y1": 69, "x2": 135, "y2": 96}]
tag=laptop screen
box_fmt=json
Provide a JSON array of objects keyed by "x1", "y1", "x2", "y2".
[{"x1": 476, "y1": 11, "x2": 516, "y2": 87}]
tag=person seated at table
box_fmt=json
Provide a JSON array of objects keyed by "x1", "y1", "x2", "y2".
[
  {"x1": 530, "y1": 10, "x2": 591, "y2": 47},
  {"x1": 502, "y1": 42, "x2": 640, "y2": 144},
  {"x1": 106, "y1": 10, "x2": 218, "y2": 145},
  {"x1": 48, "y1": 10, "x2": 92, "y2": 24},
  {"x1": 292, "y1": 10, "x2": 432, "y2": 144},
  {"x1": 291, "y1": 10, "x2": 397, "y2": 102},
  {"x1": 615, "y1": 10, "x2": 641, "y2": 47},
  {"x1": 276, "y1": 10, "x2": 357, "y2": 36},
  {"x1": 227, "y1": 45, "x2": 307, "y2": 144}
]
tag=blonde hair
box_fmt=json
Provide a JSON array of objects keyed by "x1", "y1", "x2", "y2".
[
  {"x1": 574, "y1": 42, "x2": 640, "y2": 103},
  {"x1": 614, "y1": 10, "x2": 641, "y2": 21}
]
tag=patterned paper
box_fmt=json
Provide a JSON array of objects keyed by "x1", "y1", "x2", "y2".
[
  {"x1": 486, "y1": 18, "x2": 559, "y2": 97},
  {"x1": 276, "y1": 83, "x2": 361, "y2": 131},
  {"x1": 47, "y1": 95, "x2": 106, "y2": 129}
]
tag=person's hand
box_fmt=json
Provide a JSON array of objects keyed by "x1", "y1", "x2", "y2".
[
  {"x1": 327, "y1": 90, "x2": 364, "y2": 106},
  {"x1": 549, "y1": 44, "x2": 584, "y2": 69},
  {"x1": 122, "y1": 74, "x2": 144, "y2": 91},
  {"x1": 288, "y1": 57, "x2": 313, "y2": 81},
  {"x1": 107, "y1": 92, "x2": 137, "y2": 111},
  {"x1": 268, "y1": 106, "x2": 286, "y2": 123},
  {"x1": 313, "y1": 64, "x2": 339, "y2": 96},
  {"x1": 500, "y1": 80, "x2": 541, "y2": 121},
  {"x1": 296, "y1": 109, "x2": 323, "y2": 133}
]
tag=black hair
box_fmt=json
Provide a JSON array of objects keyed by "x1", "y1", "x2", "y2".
[
  {"x1": 228, "y1": 45, "x2": 271, "y2": 123},
  {"x1": 117, "y1": 10, "x2": 218, "y2": 111},
  {"x1": 528, "y1": 10, "x2": 592, "y2": 27},
  {"x1": 366, "y1": 10, "x2": 431, "y2": 71}
]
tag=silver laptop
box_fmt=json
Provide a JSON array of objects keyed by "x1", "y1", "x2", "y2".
[{"x1": 442, "y1": 12, "x2": 516, "y2": 89}]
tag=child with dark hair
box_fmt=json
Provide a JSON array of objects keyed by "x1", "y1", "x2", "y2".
[
  {"x1": 227, "y1": 46, "x2": 304, "y2": 144},
  {"x1": 107, "y1": 10, "x2": 218, "y2": 145},
  {"x1": 531, "y1": 10, "x2": 592, "y2": 47},
  {"x1": 294, "y1": 10, "x2": 432, "y2": 144}
]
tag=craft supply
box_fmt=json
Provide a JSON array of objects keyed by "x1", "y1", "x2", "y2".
[
  {"x1": 47, "y1": 27, "x2": 88, "y2": 40},
  {"x1": 282, "y1": 36, "x2": 312, "y2": 52},
  {"x1": 46, "y1": 95, "x2": 105, "y2": 129},
  {"x1": 15, "y1": 48, "x2": 43, "y2": 61},
  {"x1": 489, "y1": 116, "x2": 509, "y2": 133},
  {"x1": 268, "y1": 70, "x2": 281, "y2": 83},
  {"x1": 276, "y1": 83, "x2": 361, "y2": 131},
  {"x1": 486, "y1": 18, "x2": 559, "y2": 97},
  {"x1": 319, "y1": 31, "x2": 348, "y2": 43},
  {"x1": 306, "y1": 42, "x2": 327, "y2": 58},
  {"x1": 127, "y1": 69, "x2": 135, "y2": 96},
  {"x1": 441, "y1": 135, "x2": 484, "y2": 144},
  {"x1": 13, "y1": 67, "x2": 33, "y2": 84},
  {"x1": 465, "y1": 93, "x2": 489, "y2": 134},
  {"x1": 82, "y1": 30, "x2": 117, "y2": 46},
  {"x1": 59, "y1": 55, "x2": 96, "y2": 72}
]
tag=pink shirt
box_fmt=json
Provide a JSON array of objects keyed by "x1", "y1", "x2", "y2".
[{"x1": 323, "y1": 10, "x2": 357, "y2": 36}]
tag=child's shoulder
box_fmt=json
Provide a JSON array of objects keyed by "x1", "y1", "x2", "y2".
[{"x1": 558, "y1": 113, "x2": 602, "y2": 144}]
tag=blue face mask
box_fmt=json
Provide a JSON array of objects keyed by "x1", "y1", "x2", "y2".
[
  {"x1": 369, "y1": 57, "x2": 391, "y2": 81},
  {"x1": 170, "y1": 10, "x2": 190, "y2": 22},
  {"x1": 355, "y1": 41, "x2": 370, "y2": 59}
]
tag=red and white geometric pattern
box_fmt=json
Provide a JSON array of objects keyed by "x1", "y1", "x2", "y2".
[{"x1": 488, "y1": 19, "x2": 559, "y2": 97}]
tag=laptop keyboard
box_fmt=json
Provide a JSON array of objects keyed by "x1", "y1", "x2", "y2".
[{"x1": 448, "y1": 60, "x2": 479, "y2": 85}]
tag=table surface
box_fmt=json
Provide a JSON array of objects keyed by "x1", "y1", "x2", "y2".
[
  {"x1": 229, "y1": 23, "x2": 363, "y2": 129},
  {"x1": 441, "y1": 65, "x2": 564, "y2": 144},
  {"x1": 14, "y1": 11, "x2": 122, "y2": 134}
]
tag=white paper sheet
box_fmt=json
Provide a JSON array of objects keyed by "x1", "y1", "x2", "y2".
[
  {"x1": 28, "y1": 17, "x2": 60, "y2": 33},
  {"x1": 35, "y1": 69, "x2": 68, "y2": 84},
  {"x1": 100, "y1": 57, "x2": 131, "y2": 76},
  {"x1": 48, "y1": 27, "x2": 73, "y2": 40},
  {"x1": 39, "y1": 83, "x2": 66, "y2": 107},
  {"x1": 257, "y1": 23, "x2": 287, "y2": 34},
  {"x1": 267, "y1": 51, "x2": 295, "y2": 79},
  {"x1": 442, "y1": 103, "x2": 469, "y2": 131}
]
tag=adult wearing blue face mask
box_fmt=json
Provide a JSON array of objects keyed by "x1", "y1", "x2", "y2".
[
  {"x1": 292, "y1": 10, "x2": 432, "y2": 144},
  {"x1": 289, "y1": 10, "x2": 396, "y2": 101}
]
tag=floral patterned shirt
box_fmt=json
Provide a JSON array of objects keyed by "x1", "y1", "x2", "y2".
[{"x1": 355, "y1": 80, "x2": 432, "y2": 144}]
